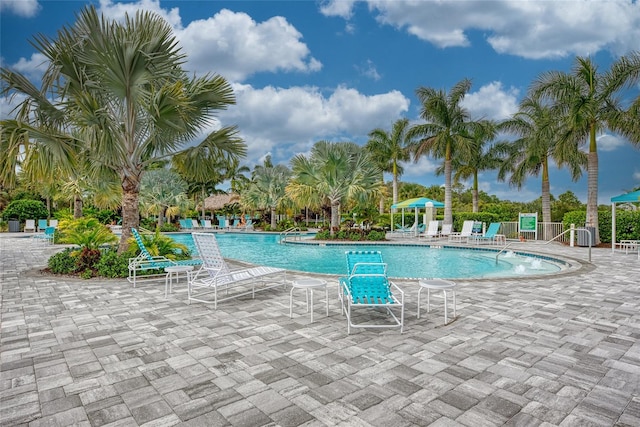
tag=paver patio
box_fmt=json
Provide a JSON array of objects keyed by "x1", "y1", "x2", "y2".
[{"x1": 1, "y1": 234, "x2": 639, "y2": 426}]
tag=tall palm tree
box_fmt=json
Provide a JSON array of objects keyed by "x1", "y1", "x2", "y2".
[
  {"x1": 498, "y1": 96, "x2": 586, "y2": 225},
  {"x1": 287, "y1": 141, "x2": 382, "y2": 235},
  {"x1": 172, "y1": 126, "x2": 246, "y2": 220},
  {"x1": 532, "y1": 53, "x2": 640, "y2": 243},
  {"x1": 242, "y1": 163, "x2": 291, "y2": 229},
  {"x1": 1, "y1": 6, "x2": 237, "y2": 252},
  {"x1": 440, "y1": 120, "x2": 499, "y2": 213},
  {"x1": 408, "y1": 78, "x2": 480, "y2": 225},
  {"x1": 366, "y1": 118, "x2": 412, "y2": 213}
]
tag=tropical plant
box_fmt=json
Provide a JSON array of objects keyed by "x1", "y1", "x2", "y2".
[
  {"x1": 56, "y1": 217, "x2": 118, "y2": 250},
  {"x1": 366, "y1": 118, "x2": 412, "y2": 212},
  {"x1": 139, "y1": 169, "x2": 188, "y2": 228},
  {"x1": 497, "y1": 96, "x2": 586, "y2": 223},
  {"x1": 532, "y1": 53, "x2": 640, "y2": 243},
  {"x1": 287, "y1": 141, "x2": 382, "y2": 235},
  {"x1": 408, "y1": 78, "x2": 483, "y2": 225},
  {"x1": 242, "y1": 159, "x2": 291, "y2": 229},
  {"x1": 127, "y1": 229, "x2": 190, "y2": 260},
  {"x1": 0, "y1": 6, "x2": 238, "y2": 253}
]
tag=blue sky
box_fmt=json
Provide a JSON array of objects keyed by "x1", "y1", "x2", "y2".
[{"x1": 1, "y1": 0, "x2": 639, "y2": 204}]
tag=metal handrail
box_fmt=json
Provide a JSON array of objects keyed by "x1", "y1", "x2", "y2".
[
  {"x1": 495, "y1": 242, "x2": 518, "y2": 265},
  {"x1": 545, "y1": 227, "x2": 591, "y2": 262},
  {"x1": 279, "y1": 227, "x2": 301, "y2": 243}
]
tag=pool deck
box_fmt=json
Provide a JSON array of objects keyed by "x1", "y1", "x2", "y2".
[{"x1": 1, "y1": 233, "x2": 639, "y2": 426}]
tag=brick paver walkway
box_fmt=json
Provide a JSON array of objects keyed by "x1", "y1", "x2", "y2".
[{"x1": 1, "y1": 234, "x2": 639, "y2": 426}]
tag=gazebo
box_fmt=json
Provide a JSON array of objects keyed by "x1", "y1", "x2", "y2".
[
  {"x1": 390, "y1": 197, "x2": 445, "y2": 235},
  {"x1": 611, "y1": 190, "x2": 640, "y2": 251}
]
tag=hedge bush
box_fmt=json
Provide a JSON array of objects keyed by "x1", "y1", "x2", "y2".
[
  {"x1": 2, "y1": 200, "x2": 48, "y2": 224},
  {"x1": 563, "y1": 210, "x2": 640, "y2": 244}
]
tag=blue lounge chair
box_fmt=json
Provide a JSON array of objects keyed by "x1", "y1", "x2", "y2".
[
  {"x1": 37, "y1": 219, "x2": 48, "y2": 232},
  {"x1": 128, "y1": 228, "x2": 201, "y2": 287},
  {"x1": 470, "y1": 222, "x2": 504, "y2": 245},
  {"x1": 338, "y1": 251, "x2": 404, "y2": 334},
  {"x1": 217, "y1": 216, "x2": 228, "y2": 229},
  {"x1": 32, "y1": 226, "x2": 55, "y2": 244}
]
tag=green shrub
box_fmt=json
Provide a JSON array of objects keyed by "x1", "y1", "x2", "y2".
[
  {"x1": 563, "y1": 209, "x2": 640, "y2": 244},
  {"x1": 57, "y1": 217, "x2": 118, "y2": 249},
  {"x1": 366, "y1": 230, "x2": 386, "y2": 241},
  {"x1": 48, "y1": 249, "x2": 78, "y2": 274},
  {"x1": 2, "y1": 200, "x2": 48, "y2": 223},
  {"x1": 159, "y1": 223, "x2": 179, "y2": 232},
  {"x1": 314, "y1": 230, "x2": 330, "y2": 240},
  {"x1": 76, "y1": 247, "x2": 101, "y2": 273},
  {"x1": 95, "y1": 249, "x2": 129, "y2": 278}
]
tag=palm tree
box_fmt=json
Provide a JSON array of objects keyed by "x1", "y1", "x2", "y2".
[
  {"x1": 172, "y1": 127, "x2": 246, "y2": 220},
  {"x1": 139, "y1": 169, "x2": 188, "y2": 228},
  {"x1": 366, "y1": 118, "x2": 412, "y2": 213},
  {"x1": 532, "y1": 53, "x2": 640, "y2": 243},
  {"x1": 1, "y1": 6, "x2": 237, "y2": 253},
  {"x1": 242, "y1": 162, "x2": 291, "y2": 229},
  {"x1": 287, "y1": 141, "x2": 382, "y2": 235},
  {"x1": 498, "y1": 96, "x2": 586, "y2": 226},
  {"x1": 408, "y1": 78, "x2": 480, "y2": 225},
  {"x1": 439, "y1": 120, "x2": 499, "y2": 213}
]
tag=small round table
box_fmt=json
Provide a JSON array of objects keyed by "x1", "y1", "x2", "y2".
[
  {"x1": 417, "y1": 279, "x2": 457, "y2": 324},
  {"x1": 290, "y1": 278, "x2": 328, "y2": 323},
  {"x1": 165, "y1": 265, "x2": 194, "y2": 298}
]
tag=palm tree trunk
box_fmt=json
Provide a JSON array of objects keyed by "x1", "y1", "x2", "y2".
[
  {"x1": 201, "y1": 187, "x2": 206, "y2": 220},
  {"x1": 392, "y1": 172, "x2": 399, "y2": 209},
  {"x1": 119, "y1": 174, "x2": 141, "y2": 254},
  {"x1": 472, "y1": 171, "x2": 479, "y2": 213},
  {"x1": 586, "y1": 151, "x2": 600, "y2": 244},
  {"x1": 541, "y1": 160, "x2": 552, "y2": 240},
  {"x1": 158, "y1": 206, "x2": 166, "y2": 228},
  {"x1": 444, "y1": 155, "x2": 453, "y2": 225},
  {"x1": 379, "y1": 173, "x2": 384, "y2": 214},
  {"x1": 270, "y1": 206, "x2": 277, "y2": 229},
  {"x1": 330, "y1": 200, "x2": 340, "y2": 236},
  {"x1": 74, "y1": 195, "x2": 83, "y2": 219}
]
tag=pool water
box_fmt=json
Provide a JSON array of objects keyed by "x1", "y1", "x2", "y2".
[{"x1": 169, "y1": 232, "x2": 563, "y2": 279}]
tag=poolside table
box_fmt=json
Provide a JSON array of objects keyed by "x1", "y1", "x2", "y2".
[
  {"x1": 165, "y1": 265, "x2": 194, "y2": 299},
  {"x1": 290, "y1": 278, "x2": 328, "y2": 323},
  {"x1": 417, "y1": 279, "x2": 456, "y2": 325}
]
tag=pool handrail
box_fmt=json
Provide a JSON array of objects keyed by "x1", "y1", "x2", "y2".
[{"x1": 280, "y1": 227, "x2": 303, "y2": 243}]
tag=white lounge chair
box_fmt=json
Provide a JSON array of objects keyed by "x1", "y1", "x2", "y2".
[
  {"x1": 201, "y1": 219, "x2": 215, "y2": 230},
  {"x1": 24, "y1": 219, "x2": 36, "y2": 233},
  {"x1": 49, "y1": 219, "x2": 58, "y2": 228},
  {"x1": 188, "y1": 233, "x2": 287, "y2": 308},
  {"x1": 439, "y1": 223, "x2": 453, "y2": 239},
  {"x1": 190, "y1": 219, "x2": 201, "y2": 230},
  {"x1": 421, "y1": 220, "x2": 440, "y2": 240},
  {"x1": 449, "y1": 220, "x2": 475, "y2": 243}
]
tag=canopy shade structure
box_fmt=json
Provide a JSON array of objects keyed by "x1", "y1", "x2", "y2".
[
  {"x1": 391, "y1": 197, "x2": 444, "y2": 236},
  {"x1": 391, "y1": 197, "x2": 445, "y2": 209},
  {"x1": 611, "y1": 190, "x2": 640, "y2": 252}
]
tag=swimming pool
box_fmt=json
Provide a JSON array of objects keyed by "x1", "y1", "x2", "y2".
[{"x1": 169, "y1": 232, "x2": 565, "y2": 279}]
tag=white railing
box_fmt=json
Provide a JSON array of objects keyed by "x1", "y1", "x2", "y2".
[{"x1": 499, "y1": 221, "x2": 566, "y2": 242}]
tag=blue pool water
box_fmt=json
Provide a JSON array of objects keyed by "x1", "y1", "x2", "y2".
[{"x1": 169, "y1": 232, "x2": 563, "y2": 279}]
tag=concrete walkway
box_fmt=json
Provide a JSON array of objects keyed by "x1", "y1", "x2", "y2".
[{"x1": 1, "y1": 234, "x2": 639, "y2": 426}]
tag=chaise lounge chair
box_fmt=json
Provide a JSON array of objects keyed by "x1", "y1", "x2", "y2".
[
  {"x1": 469, "y1": 222, "x2": 505, "y2": 245},
  {"x1": 128, "y1": 228, "x2": 201, "y2": 287},
  {"x1": 32, "y1": 226, "x2": 55, "y2": 244},
  {"x1": 37, "y1": 219, "x2": 48, "y2": 232},
  {"x1": 188, "y1": 232, "x2": 287, "y2": 308},
  {"x1": 421, "y1": 220, "x2": 440, "y2": 240},
  {"x1": 24, "y1": 219, "x2": 36, "y2": 233},
  {"x1": 448, "y1": 220, "x2": 475, "y2": 243},
  {"x1": 339, "y1": 251, "x2": 404, "y2": 334}
]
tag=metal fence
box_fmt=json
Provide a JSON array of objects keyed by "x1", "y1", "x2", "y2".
[{"x1": 499, "y1": 221, "x2": 567, "y2": 242}]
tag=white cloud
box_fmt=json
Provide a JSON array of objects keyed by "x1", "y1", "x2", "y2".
[
  {"x1": 461, "y1": 81, "x2": 520, "y2": 121},
  {"x1": 319, "y1": 0, "x2": 358, "y2": 19},
  {"x1": 401, "y1": 157, "x2": 439, "y2": 184},
  {"x1": 10, "y1": 53, "x2": 48, "y2": 82},
  {"x1": 177, "y1": 9, "x2": 321, "y2": 81},
  {"x1": 597, "y1": 134, "x2": 626, "y2": 152},
  {"x1": 633, "y1": 171, "x2": 640, "y2": 181},
  {"x1": 354, "y1": 0, "x2": 640, "y2": 59},
  {"x1": 99, "y1": 0, "x2": 182, "y2": 28},
  {"x1": 356, "y1": 60, "x2": 382, "y2": 81},
  {"x1": 219, "y1": 84, "x2": 410, "y2": 165},
  {"x1": 99, "y1": 1, "x2": 321, "y2": 81},
  {"x1": 0, "y1": 0, "x2": 40, "y2": 17}
]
